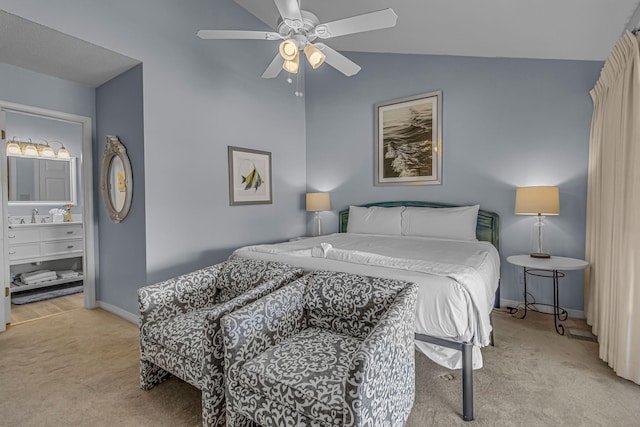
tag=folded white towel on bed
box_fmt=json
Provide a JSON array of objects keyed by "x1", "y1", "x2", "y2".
[
  {"x1": 311, "y1": 243, "x2": 332, "y2": 257},
  {"x1": 238, "y1": 244, "x2": 313, "y2": 257}
]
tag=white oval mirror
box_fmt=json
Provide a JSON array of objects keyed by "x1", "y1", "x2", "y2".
[{"x1": 100, "y1": 135, "x2": 132, "y2": 223}]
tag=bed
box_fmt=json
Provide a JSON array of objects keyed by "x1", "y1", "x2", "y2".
[{"x1": 232, "y1": 201, "x2": 500, "y2": 421}]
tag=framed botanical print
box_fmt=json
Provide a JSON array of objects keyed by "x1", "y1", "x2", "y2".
[
  {"x1": 228, "y1": 146, "x2": 272, "y2": 205},
  {"x1": 374, "y1": 90, "x2": 442, "y2": 186}
]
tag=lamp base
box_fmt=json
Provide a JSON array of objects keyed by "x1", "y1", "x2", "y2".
[
  {"x1": 530, "y1": 252, "x2": 551, "y2": 259},
  {"x1": 312, "y1": 211, "x2": 322, "y2": 237}
]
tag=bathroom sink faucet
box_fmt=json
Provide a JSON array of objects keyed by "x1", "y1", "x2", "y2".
[{"x1": 31, "y1": 208, "x2": 38, "y2": 223}]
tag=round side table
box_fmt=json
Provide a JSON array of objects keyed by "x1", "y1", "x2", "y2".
[{"x1": 506, "y1": 255, "x2": 588, "y2": 335}]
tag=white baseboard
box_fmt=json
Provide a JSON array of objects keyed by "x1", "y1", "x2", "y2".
[
  {"x1": 500, "y1": 298, "x2": 585, "y2": 319},
  {"x1": 97, "y1": 300, "x2": 138, "y2": 324}
]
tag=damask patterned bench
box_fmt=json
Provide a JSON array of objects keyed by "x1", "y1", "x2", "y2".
[
  {"x1": 222, "y1": 270, "x2": 418, "y2": 427},
  {"x1": 137, "y1": 258, "x2": 303, "y2": 427}
]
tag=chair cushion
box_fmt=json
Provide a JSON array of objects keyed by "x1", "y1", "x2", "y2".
[
  {"x1": 306, "y1": 271, "x2": 410, "y2": 339},
  {"x1": 142, "y1": 307, "x2": 213, "y2": 364},
  {"x1": 217, "y1": 258, "x2": 297, "y2": 303},
  {"x1": 239, "y1": 327, "x2": 363, "y2": 424}
]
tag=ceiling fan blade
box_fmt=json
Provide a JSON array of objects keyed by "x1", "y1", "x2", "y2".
[
  {"x1": 262, "y1": 54, "x2": 285, "y2": 78},
  {"x1": 314, "y1": 43, "x2": 361, "y2": 77},
  {"x1": 273, "y1": 0, "x2": 303, "y2": 26},
  {"x1": 196, "y1": 30, "x2": 281, "y2": 40},
  {"x1": 314, "y1": 8, "x2": 397, "y2": 39}
]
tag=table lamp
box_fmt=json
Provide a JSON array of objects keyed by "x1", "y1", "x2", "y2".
[
  {"x1": 306, "y1": 192, "x2": 331, "y2": 237},
  {"x1": 515, "y1": 186, "x2": 559, "y2": 258}
]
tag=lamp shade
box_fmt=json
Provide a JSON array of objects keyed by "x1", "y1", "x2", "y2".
[
  {"x1": 306, "y1": 192, "x2": 331, "y2": 212},
  {"x1": 515, "y1": 186, "x2": 559, "y2": 215}
]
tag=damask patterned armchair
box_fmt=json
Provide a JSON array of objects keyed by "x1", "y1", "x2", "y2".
[
  {"x1": 137, "y1": 258, "x2": 303, "y2": 427},
  {"x1": 222, "y1": 270, "x2": 419, "y2": 427}
]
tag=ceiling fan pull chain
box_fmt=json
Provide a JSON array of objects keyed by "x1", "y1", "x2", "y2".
[{"x1": 296, "y1": 59, "x2": 304, "y2": 97}]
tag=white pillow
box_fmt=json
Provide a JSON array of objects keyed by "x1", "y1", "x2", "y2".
[
  {"x1": 401, "y1": 205, "x2": 480, "y2": 241},
  {"x1": 346, "y1": 206, "x2": 404, "y2": 235}
]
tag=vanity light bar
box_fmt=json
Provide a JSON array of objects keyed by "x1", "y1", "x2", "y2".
[{"x1": 5, "y1": 139, "x2": 72, "y2": 159}]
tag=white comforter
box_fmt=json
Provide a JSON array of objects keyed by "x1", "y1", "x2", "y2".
[{"x1": 232, "y1": 233, "x2": 500, "y2": 369}]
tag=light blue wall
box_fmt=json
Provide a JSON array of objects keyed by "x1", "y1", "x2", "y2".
[
  {"x1": 1, "y1": 0, "x2": 307, "y2": 313},
  {"x1": 95, "y1": 64, "x2": 146, "y2": 314},
  {"x1": 305, "y1": 53, "x2": 602, "y2": 312},
  {"x1": 0, "y1": 62, "x2": 95, "y2": 117}
]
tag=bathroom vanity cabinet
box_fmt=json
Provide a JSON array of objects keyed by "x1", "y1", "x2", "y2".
[{"x1": 8, "y1": 222, "x2": 84, "y2": 293}]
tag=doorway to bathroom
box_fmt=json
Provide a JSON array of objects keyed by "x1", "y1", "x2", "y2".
[{"x1": 0, "y1": 101, "x2": 97, "y2": 330}]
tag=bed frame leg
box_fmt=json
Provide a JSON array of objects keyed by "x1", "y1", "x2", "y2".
[
  {"x1": 462, "y1": 342, "x2": 474, "y2": 421},
  {"x1": 414, "y1": 333, "x2": 476, "y2": 421}
]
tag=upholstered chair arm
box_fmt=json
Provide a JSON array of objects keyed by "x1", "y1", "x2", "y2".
[
  {"x1": 216, "y1": 258, "x2": 303, "y2": 303},
  {"x1": 221, "y1": 277, "x2": 309, "y2": 411},
  {"x1": 198, "y1": 276, "x2": 296, "y2": 426},
  {"x1": 203, "y1": 262, "x2": 303, "y2": 370},
  {"x1": 202, "y1": 276, "x2": 297, "y2": 375},
  {"x1": 137, "y1": 265, "x2": 221, "y2": 326},
  {"x1": 344, "y1": 283, "x2": 419, "y2": 427}
]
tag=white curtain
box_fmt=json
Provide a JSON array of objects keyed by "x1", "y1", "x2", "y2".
[{"x1": 585, "y1": 31, "x2": 640, "y2": 385}]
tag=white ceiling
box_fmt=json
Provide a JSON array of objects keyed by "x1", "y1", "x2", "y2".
[
  {"x1": 234, "y1": 0, "x2": 640, "y2": 61},
  {"x1": 0, "y1": 10, "x2": 139, "y2": 88},
  {"x1": 1, "y1": 2, "x2": 639, "y2": 89}
]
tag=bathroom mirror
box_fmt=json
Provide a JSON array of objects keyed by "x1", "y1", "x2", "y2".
[
  {"x1": 7, "y1": 156, "x2": 77, "y2": 205},
  {"x1": 100, "y1": 135, "x2": 132, "y2": 223}
]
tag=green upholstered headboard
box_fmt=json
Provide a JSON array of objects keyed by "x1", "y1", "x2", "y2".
[{"x1": 338, "y1": 201, "x2": 500, "y2": 250}]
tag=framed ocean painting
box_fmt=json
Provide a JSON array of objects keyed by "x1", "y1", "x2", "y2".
[
  {"x1": 374, "y1": 90, "x2": 442, "y2": 186},
  {"x1": 228, "y1": 146, "x2": 272, "y2": 205}
]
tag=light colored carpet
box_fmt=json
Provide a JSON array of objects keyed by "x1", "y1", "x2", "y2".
[{"x1": 0, "y1": 308, "x2": 638, "y2": 426}]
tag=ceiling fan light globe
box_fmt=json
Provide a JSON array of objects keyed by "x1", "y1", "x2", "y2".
[
  {"x1": 279, "y1": 40, "x2": 299, "y2": 61},
  {"x1": 282, "y1": 58, "x2": 299, "y2": 74},
  {"x1": 304, "y1": 44, "x2": 325, "y2": 69}
]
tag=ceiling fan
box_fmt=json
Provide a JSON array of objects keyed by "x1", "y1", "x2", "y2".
[{"x1": 197, "y1": 0, "x2": 397, "y2": 88}]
